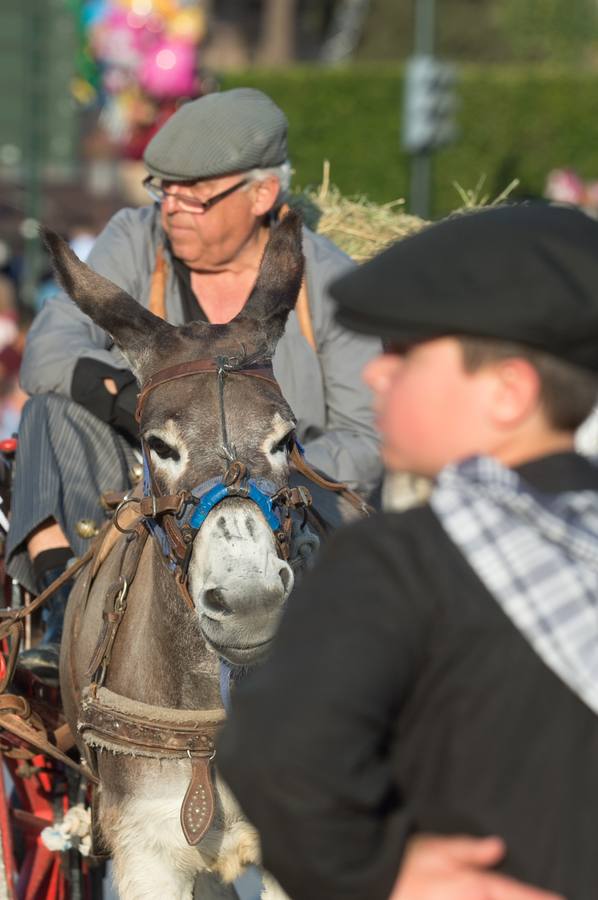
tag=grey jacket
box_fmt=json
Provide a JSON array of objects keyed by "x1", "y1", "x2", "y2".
[{"x1": 21, "y1": 205, "x2": 382, "y2": 494}]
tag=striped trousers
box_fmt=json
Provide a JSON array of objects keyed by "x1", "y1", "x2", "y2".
[{"x1": 6, "y1": 394, "x2": 138, "y2": 593}]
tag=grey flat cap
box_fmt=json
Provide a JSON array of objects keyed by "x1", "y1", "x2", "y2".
[{"x1": 143, "y1": 88, "x2": 288, "y2": 181}]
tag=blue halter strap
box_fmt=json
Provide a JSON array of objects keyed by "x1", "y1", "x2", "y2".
[{"x1": 141, "y1": 449, "x2": 284, "y2": 566}]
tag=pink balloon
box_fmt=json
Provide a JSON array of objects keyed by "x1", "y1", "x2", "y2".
[
  {"x1": 92, "y1": 7, "x2": 144, "y2": 65},
  {"x1": 139, "y1": 38, "x2": 196, "y2": 98}
]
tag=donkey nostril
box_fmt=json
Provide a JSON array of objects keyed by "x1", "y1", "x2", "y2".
[{"x1": 203, "y1": 588, "x2": 231, "y2": 616}]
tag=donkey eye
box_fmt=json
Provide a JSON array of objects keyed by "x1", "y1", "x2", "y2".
[
  {"x1": 147, "y1": 436, "x2": 180, "y2": 461},
  {"x1": 271, "y1": 431, "x2": 294, "y2": 455}
]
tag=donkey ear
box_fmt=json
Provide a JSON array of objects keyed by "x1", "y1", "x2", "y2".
[
  {"x1": 42, "y1": 228, "x2": 177, "y2": 380},
  {"x1": 236, "y1": 209, "x2": 304, "y2": 347}
]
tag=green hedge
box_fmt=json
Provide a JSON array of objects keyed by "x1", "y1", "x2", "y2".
[{"x1": 219, "y1": 65, "x2": 598, "y2": 216}]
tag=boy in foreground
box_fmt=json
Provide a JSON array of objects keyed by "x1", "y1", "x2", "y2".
[{"x1": 218, "y1": 203, "x2": 598, "y2": 899}]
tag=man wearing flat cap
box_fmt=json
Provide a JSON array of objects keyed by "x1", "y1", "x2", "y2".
[
  {"x1": 8, "y1": 88, "x2": 381, "y2": 672},
  {"x1": 219, "y1": 203, "x2": 598, "y2": 900}
]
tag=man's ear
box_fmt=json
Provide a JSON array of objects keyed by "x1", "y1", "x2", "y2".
[
  {"x1": 249, "y1": 175, "x2": 281, "y2": 217},
  {"x1": 490, "y1": 358, "x2": 542, "y2": 426}
]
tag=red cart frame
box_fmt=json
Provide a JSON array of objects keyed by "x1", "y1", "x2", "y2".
[{"x1": 0, "y1": 440, "x2": 103, "y2": 900}]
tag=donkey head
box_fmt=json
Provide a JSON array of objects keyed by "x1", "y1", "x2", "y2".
[{"x1": 44, "y1": 212, "x2": 304, "y2": 664}]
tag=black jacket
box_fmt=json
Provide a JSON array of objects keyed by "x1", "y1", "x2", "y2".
[{"x1": 218, "y1": 453, "x2": 598, "y2": 900}]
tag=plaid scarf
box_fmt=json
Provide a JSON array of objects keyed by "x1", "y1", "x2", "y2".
[{"x1": 431, "y1": 455, "x2": 598, "y2": 716}]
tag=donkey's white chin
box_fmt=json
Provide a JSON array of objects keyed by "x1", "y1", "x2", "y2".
[
  {"x1": 204, "y1": 634, "x2": 275, "y2": 666},
  {"x1": 198, "y1": 600, "x2": 286, "y2": 665}
]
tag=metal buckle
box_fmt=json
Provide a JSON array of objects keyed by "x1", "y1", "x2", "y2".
[
  {"x1": 295, "y1": 485, "x2": 313, "y2": 508},
  {"x1": 114, "y1": 578, "x2": 129, "y2": 613},
  {"x1": 114, "y1": 497, "x2": 141, "y2": 534},
  {"x1": 223, "y1": 460, "x2": 247, "y2": 487},
  {"x1": 187, "y1": 747, "x2": 216, "y2": 762}
]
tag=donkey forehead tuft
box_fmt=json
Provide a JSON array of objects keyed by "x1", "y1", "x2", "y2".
[{"x1": 172, "y1": 324, "x2": 271, "y2": 364}]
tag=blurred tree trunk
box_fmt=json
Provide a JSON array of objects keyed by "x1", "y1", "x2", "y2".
[
  {"x1": 256, "y1": 0, "x2": 297, "y2": 65},
  {"x1": 201, "y1": 0, "x2": 253, "y2": 70},
  {"x1": 320, "y1": 0, "x2": 370, "y2": 63}
]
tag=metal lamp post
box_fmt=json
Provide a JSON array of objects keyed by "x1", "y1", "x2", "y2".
[{"x1": 402, "y1": 0, "x2": 457, "y2": 218}]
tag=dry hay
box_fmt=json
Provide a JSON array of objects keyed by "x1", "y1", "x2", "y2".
[
  {"x1": 290, "y1": 161, "x2": 428, "y2": 263},
  {"x1": 291, "y1": 164, "x2": 520, "y2": 263}
]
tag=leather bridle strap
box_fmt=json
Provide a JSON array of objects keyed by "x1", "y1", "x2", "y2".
[
  {"x1": 289, "y1": 443, "x2": 374, "y2": 516},
  {"x1": 136, "y1": 358, "x2": 280, "y2": 423},
  {"x1": 86, "y1": 522, "x2": 151, "y2": 685},
  {"x1": 0, "y1": 548, "x2": 96, "y2": 624}
]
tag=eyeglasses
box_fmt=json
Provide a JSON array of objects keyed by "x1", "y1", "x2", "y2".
[{"x1": 143, "y1": 176, "x2": 249, "y2": 213}]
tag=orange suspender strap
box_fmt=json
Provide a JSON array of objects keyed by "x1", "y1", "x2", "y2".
[
  {"x1": 295, "y1": 277, "x2": 316, "y2": 352},
  {"x1": 278, "y1": 203, "x2": 317, "y2": 352},
  {"x1": 148, "y1": 244, "x2": 167, "y2": 320}
]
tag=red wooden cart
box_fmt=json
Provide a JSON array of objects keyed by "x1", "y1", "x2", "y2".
[{"x1": 0, "y1": 439, "x2": 103, "y2": 900}]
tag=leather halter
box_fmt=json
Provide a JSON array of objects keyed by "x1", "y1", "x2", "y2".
[{"x1": 131, "y1": 355, "x2": 312, "y2": 606}]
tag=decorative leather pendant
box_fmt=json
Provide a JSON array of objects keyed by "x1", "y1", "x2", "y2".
[{"x1": 180, "y1": 756, "x2": 215, "y2": 845}]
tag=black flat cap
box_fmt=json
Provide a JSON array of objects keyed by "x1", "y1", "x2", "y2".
[
  {"x1": 144, "y1": 88, "x2": 288, "y2": 182},
  {"x1": 330, "y1": 203, "x2": 598, "y2": 371}
]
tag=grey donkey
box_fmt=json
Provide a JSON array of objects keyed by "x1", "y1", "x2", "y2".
[{"x1": 47, "y1": 212, "x2": 306, "y2": 899}]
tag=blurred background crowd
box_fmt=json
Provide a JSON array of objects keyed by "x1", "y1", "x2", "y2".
[{"x1": 1, "y1": 0, "x2": 598, "y2": 440}]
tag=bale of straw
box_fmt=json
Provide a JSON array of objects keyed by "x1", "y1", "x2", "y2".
[
  {"x1": 290, "y1": 161, "x2": 427, "y2": 263},
  {"x1": 291, "y1": 164, "x2": 519, "y2": 263}
]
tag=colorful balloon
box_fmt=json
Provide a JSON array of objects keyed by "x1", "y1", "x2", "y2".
[
  {"x1": 79, "y1": 0, "x2": 204, "y2": 148},
  {"x1": 82, "y1": 0, "x2": 108, "y2": 28},
  {"x1": 167, "y1": 7, "x2": 205, "y2": 41},
  {"x1": 139, "y1": 37, "x2": 197, "y2": 97}
]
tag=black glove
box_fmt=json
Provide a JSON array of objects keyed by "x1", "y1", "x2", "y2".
[
  {"x1": 71, "y1": 358, "x2": 139, "y2": 442},
  {"x1": 111, "y1": 379, "x2": 138, "y2": 440}
]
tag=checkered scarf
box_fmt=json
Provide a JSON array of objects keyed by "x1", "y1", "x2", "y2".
[{"x1": 430, "y1": 455, "x2": 598, "y2": 716}]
